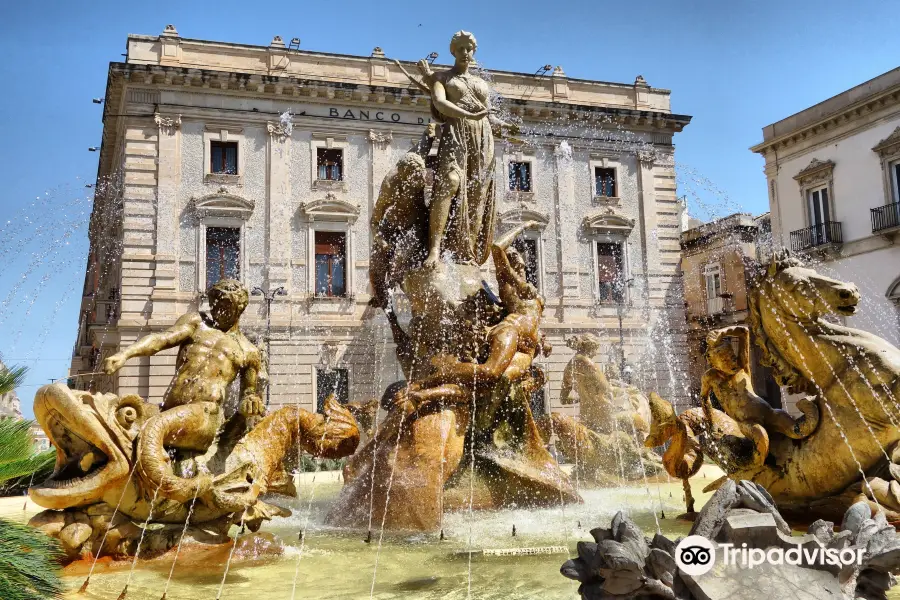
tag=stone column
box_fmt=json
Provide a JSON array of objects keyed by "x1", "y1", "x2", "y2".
[
  {"x1": 266, "y1": 122, "x2": 292, "y2": 302},
  {"x1": 151, "y1": 113, "x2": 181, "y2": 316}
]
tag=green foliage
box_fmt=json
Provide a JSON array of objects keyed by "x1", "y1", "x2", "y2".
[
  {"x1": 0, "y1": 418, "x2": 55, "y2": 485},
  {"x1": 0, "y1": 363, "x2": 28, "y2": 395},
  {"x1": 0, "y1": 518, "x2": 63, "y2": 600}
]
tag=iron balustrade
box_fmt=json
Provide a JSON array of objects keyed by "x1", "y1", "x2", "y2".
[
  {"x1": 871, "y1": 201, "x2": 900, "y2": 233},
  {"x1": 790, "y1": 221, "x2": 842, "y2": 252}
]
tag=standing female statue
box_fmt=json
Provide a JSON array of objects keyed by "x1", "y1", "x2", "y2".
[{"x1": 398, "y1": 31, "x2": 503, "y2": 267}]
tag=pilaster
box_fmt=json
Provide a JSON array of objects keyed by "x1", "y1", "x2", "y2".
[
  {"x1": 151, "y1": 113, "x2": 181, "y2": 314},
  {"x1": 266, "y1": 121, "x2": 292, "y2": 302}
]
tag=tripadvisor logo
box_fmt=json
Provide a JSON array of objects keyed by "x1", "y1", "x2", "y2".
[
  {"x1": 675, "y1": 534, "x2": 865, "y2": 576},
  {"x1": 675, "y1": 536, "x2": 716, "y2": 576}
]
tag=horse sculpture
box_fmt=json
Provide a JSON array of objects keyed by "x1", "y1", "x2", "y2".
[{"x1": 649, "y1": 251, "x2": 900, "y2": 523}]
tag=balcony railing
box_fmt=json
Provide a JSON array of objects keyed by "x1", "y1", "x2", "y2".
[
  {"x1": 706, "y1": 296, "x2": 725, "y2": 315},
  {"x1": 872, "y1": 201, "x2": 900, "y2": 234},
  {"x1": 790, "y1": 221, "x2": 842, "y2": 252}
]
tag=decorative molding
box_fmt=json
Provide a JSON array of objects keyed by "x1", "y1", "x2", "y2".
[
  {"x1": 267, "y1": 121, "x2": 292, "y2": 140},
  {"x1": 189, "y1": 188, "x2": 255, "y2": 221},
  {"x1": 793, "y1": 158, "x2": 835, "y2": 186},
  {"x1": 637, "y1": 150, "x2": 656, "y2": 166},
  {"x1": 583, "y1": 209, "x2": 635, "y2": 235},
  {"x1": 498, "y1": 207, "x2": 550, "y2": 229},
  {"x1": 873, "y1": 126, "x2": 900, "y2": 158},
  {"x1": 299, "y1": 192, "x2": 360, "y2": 222},
  {"x1": 887, "y1": 274, "x2": 900, "y2": 305},
  {"x1": 368, "y1": 129, "x2": 393, "y2": 144},
  {"x1": 154, "y1": 113, "x2": 181, "y2": 134}
]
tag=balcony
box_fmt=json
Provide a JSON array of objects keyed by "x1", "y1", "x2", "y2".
[
  {"x1": 789, "y1": 221, "x2": 842, "y2": 252},
  {"x1": 706, "y1": 296, "x2": 725, "y2": 315},
  {"x1": 871, "y1": 201, "x2": 900, "y2": 234}
]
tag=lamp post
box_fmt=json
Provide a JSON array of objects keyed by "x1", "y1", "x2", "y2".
[{"x1": 251, "y1": 285, "x2": 287, "y2": 408}]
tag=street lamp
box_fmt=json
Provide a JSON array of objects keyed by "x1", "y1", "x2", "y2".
[{"x1": 251, "y1": 285, "x2": 287, "y2": 408}]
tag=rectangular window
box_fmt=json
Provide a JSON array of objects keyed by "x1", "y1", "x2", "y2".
[
  {"x1": 807, "y1": 186, "x2": 831, "y2": 245},
  {"x1": 210, "y1": 141, "x2": 238, "y2": 175},
  {"x1": 508, "y1": 161, "x2": 532, "y2": 192},
  {"x1": 891, "y1": 160, "x2": 900, "y2": 203},
  {"x1": 205, "y1": 227, "x2": 240, "y2": 287},
  {"x1": 315, "y1": 231, "x2": 346, "y2": 297},
  {"x1": 316, "y1": 367, "x2": 349, "y2": 412},
  {"x1": 703, "y1": 263, "x2": 723, "y2": 314},
  {"x1": 595, "y1": 167, "x2": 616, "y2": 197},
  {"x1": 596, "y1": 242, "x2": 624, "y2": 303},
  {"x1": 512, "y1": 236, "x2": 540, "y2": 288},
  {"x1": 317, "y1": 148, "x2": 343, "y2": 181}
]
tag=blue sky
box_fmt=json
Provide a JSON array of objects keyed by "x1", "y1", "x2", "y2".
[{"x1": 1, "y1": 0, "x2": 898, "y2": 417}]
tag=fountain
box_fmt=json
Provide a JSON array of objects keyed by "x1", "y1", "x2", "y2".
[
  {"x1": 647, "y1": 250, "x2": 900, "y2": 525},
  {"x1": 10, "y1": 26, "x2": 900, "y2": 600}
]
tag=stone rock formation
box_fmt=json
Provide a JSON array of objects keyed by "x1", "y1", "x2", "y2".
[{"x1": 562, "y1": 479, "x2": 900, "y2": 600}]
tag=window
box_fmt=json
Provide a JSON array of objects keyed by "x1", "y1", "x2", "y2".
[
  {"x1": 512, "y1": 236, "x2": 540, "y2": 288},
  {"x1": 703, "y1": 263, "x2": 723, "y2": 314},
  {"x1": 595, "y1": 167, "x2": 616, "y2": 198},
  {"x1": 316, "y1": 367, "x2": 349, "y2": 412},
  {"x1": 205, "y1": 227, "x2": 240, "y2": 287},
  {"x1": 314, "y1": 231, "x2": 346, "y2": 297},
  {"x1": 210, "y1": 141, "x2": 238, "y2": 175},
  {"x1": 317, "y1": 148, "x2": 343, "y2": 181},
  {"x1": 596, "y1": 242, "x2": 625, "y2": 303},
  {"x1": 807, "y1": 186, "x2": 833, "y2": 245},
  {"x1": 891, "y1": 160, "x2": 900, "y2": 203},
  {"x1": 508, "y1": 161, "x2": 532, "y2": 192}
]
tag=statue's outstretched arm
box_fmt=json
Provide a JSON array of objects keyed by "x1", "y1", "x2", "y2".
[
  {"x1": 393, "y1": 60, "x2": 431, "y2": 95},
  {"x1": 492, "y1": 221, "x2": 538, "y2": 293},
  {"x1": 104, "y1": 313, "x2": 198, "y2": 373}
]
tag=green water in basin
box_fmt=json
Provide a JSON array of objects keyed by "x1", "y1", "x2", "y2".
[{"x1": 52, "y1": 472, "x2": 715, "y2": 600}]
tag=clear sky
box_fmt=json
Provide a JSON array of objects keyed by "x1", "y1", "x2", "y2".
[{"x1": 1, "y1": 0, "x2": 898, "y2": 417}]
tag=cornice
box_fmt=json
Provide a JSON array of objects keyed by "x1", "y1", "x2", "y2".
[
  {"x1": 108, "y1": 63, "x2": 689, "y2": 132},
  {"x1": 793, "y1": 158, "x2": 835, "y2": 186},
  {"x1": 751, "y1": 88, "x2": 900, "y2": 156}
]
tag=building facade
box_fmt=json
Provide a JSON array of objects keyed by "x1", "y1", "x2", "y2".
[
  {"x1": 680, "y1": 213, "x2": 780, "y2": 407},
  {"x1": 71, "y1": 26, "x2": 693, "y2": 415},
  {"x1": 751, "y1": 67, "x2": 900, "y2": 347}
]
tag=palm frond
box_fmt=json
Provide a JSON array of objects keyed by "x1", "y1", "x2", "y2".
[
  {"x1": 0, "y1": 518, "x2": 63, "y2": 600},
  {"x1": 0, "y1": 451, "x2": 55, "y2": 486},
  {"x1": 0, "y1": 364, "x2": 28, "y2": 395},
  {"x1": 0, "y1": 418, "x2": 40, "y2": 468}
]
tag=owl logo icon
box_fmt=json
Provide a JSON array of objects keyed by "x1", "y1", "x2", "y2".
[{"x1": 675, "y1": 535, "x2": 716, "y2": 576}]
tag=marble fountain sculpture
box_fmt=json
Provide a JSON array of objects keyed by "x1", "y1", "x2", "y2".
[
  {"x1": 646, "y1": 251, "x2": 900, "y2": 524},
  {"x1": 27, "y1": 279, "x2": 361, "y2": 559},
  {"x1": 535, "y1": 333, "x2": 664, "y2": 485},
  {"x1": 25, "y1": 30, "x2": 579, "y2": 564},
  {"x1": 327, "y1": 29, "x2": 580, "y2": 531}
]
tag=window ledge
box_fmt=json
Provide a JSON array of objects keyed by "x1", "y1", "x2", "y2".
[
  {"x1": 205, "y1": 173, "x2": 242, "y2": 186},
  {"x1": 313, "y1": 179, "x2": 348, "y2": 192},
  {"x1": 309, "y1": 294, "x2": 356, "y2": 303},
  {"x1": 593, "y1": 195, "x2": 620, "y2": 206},
  {"x1": 506, "y1": 190, "x2": 535, "y2": 203}
]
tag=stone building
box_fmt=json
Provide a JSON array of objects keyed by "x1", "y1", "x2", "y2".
[
  {"x1": 680, "y1": 213, "x2": 780, "y2": 407},
  {"x1": 751, "y1": 66, "x2": 900, "y2": 347},
  {"x1": 71, "y1": 26, "x2": 693, "y2": 415}
]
